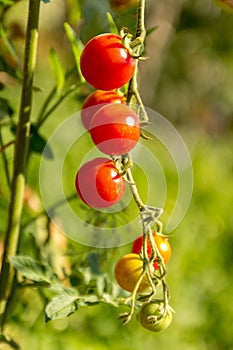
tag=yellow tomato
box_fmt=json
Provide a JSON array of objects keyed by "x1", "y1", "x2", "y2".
[{"x1": 114, "y1": 253, "x2": 149, "y2": 292}]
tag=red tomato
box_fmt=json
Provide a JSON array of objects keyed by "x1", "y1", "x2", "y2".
[
  {"x1": 80, "y1": 33, "x2": 136, "y2": 90},
  {"x1": 75, "y1": 157, "x2": 126, "y2": 209},
  {"x1": 131, "y1": 233, "x2": 171, "y2": 270},
  {"x1": 90, "y1": 103, "x2": 140, "y2": 156},
  {"x1": 81, "y1": 90, "x2": 125, "y2": 130}
]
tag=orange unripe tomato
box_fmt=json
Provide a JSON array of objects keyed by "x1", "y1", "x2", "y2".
[
  {"x1": 132, "y1": 233, "x2": 171, "y2": 270},
  {"x1": 114, "y1": 253, "x2": 150, "y2": 293}
]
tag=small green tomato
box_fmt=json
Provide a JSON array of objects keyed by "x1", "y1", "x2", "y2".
[{"x1": 138, "y1": 300, "x2": 173, "y2": 332}]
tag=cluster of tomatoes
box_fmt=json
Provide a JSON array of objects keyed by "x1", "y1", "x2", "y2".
[
  {"x1": 75, "y1": 32, "x2": 173, "y2": 332},
  {"x1": 114, "y1": 232, "x2": 172, "y2": 331},
  {"x1": 115, "y1": 232, "x2": 172, "y2": 293},
  {"x1": 75, "y1": 33, "x2": 140, "y2": 209}
]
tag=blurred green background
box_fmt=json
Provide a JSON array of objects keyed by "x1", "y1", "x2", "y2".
[{"x1": 1, "y1": 0, "x2": 233, "y2": 349}]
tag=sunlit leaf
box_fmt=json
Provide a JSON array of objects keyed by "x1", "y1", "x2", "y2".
[
  {"x1": 49, "y1": 48, "x2": 65, "y2": 93},
  {"x1": 45, "y1": 290, "x2": 79, "y2": 321},
  {"x1": 107, "y1": 12, "x2": 119, "y2": 35},
  {"x1": 10, "y1": 256, "x2": 51, "y2": 283},
  {"x1": 64, "y1": 22, "x2": 85, "y2": 83}
]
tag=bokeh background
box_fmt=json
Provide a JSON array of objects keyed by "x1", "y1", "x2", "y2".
[{"x1": 0, "y1": 0, "x2": 233, "y2": 349}]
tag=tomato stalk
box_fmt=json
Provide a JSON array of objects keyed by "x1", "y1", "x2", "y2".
[
  {"x1": 117, "y1": 0, "x2": 172, "y2": 324},
  {"x1": 0, "y1": 0, "x2": 41, "y2": 336}
]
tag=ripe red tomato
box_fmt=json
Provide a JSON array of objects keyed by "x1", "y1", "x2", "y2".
[
  {"x1": 75, "y1": 157, "x2": 126, "y2": 209},
  {"x1": 80, "y1": 33, "x2": 136, "y2": 90},
  {"x1": 132, "y1": 233, "x2": 171, "y2": 270},
  {"x1": 90, "y1": 103, "x2": 140, "y2": 156},
  {"x1": 81, "y1": 90, "x2": 125, "y2": 130}
]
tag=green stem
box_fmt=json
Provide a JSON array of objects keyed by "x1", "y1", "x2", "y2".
[
  {"x1": 0, "y1": 0, "x2": 41, "y2": 330},
  {"x1": 127, "y1": 0, "x2": 148, "y2": 122},
  {"x1": 136, "y1": 0, "x2": 146, "y2": 41},
  {"x1": 0, "y1": 130, "x2": 12, "y2": 188},
  {"x1": 36, "y1": 83, "x2": 82, "y2": 129},
  {"x1": 35, "y1": 66, "x2": 77, "y2": 128}
]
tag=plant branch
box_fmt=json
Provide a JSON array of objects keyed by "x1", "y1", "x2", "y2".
[{"x1": 0, "y1": 0, "x2": 41, "y2": 331}]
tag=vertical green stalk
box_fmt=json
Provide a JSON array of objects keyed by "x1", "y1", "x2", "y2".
[{"x1": 0, "y1": 0, "x2": 41, "y2": 330}]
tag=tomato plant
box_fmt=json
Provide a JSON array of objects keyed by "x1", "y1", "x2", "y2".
[
  {"x1": 110, "y1": 0, "x2": 139, "y2": 9},
  {"x1": 138, "y1": 300, "x2": 173, "y2": 332},
  {"x1": 80, "y1": 33, "x2": 136, "y2": 90},
  {"x1": 75, "y1": 157, "x2": 126, "y2": 209},
  {"x1": 132, "y1": 233, "x2": 171, "y2": 270},
  {"x1": 90, "y1": 103, "x2": 140, "y2": 156},
  {"x1": 81, "y1": 90, "x2": 125, "y2": 130},
  {"x1": 114, "y1": 253, "x2": 150, "y2": 292}
]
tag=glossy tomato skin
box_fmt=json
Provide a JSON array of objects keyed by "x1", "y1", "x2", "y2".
[
  {"x1": 114, "y1": 253, "x2": 149, "y2": 293},
  {"x1": 90, "y1": 103, "x2": 140, "y2": 156},
  {"x1": 75, "y1": 157, "x2": 126, "y2": 209},
  {"x1": 132, "y1": 233, "x2": 171, "y2": 270},
  {"x1": 81, "y1": 90, "x2": 125, "y2": 130},
  {"x1": 80, "y1": 33, "x2": 136, "y2": 90}
]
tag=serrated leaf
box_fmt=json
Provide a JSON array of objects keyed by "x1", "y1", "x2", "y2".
[
  {"x1": 45, "y1": 291, "x2": 79, "y2": 321},
  {"x1": 64, "y1": 22, "x2": 85, "y2": 83},
  {"x1": 107, "y1": 12, "x2": 119, "y2": 35},
  {"x1": 76, "y1": 295, "x2": 99, "y2": 307},
  {"x1": 10, "y1": 256, "x2": 51, "y2": 283},
  {"x1": 96, "y1": 274, "x2": 108, "y2": 295},
  {"x1": 102, "y1": 293, "x2": 119, "y2": 307},
  {"x1": 49, "y1": 48, "x2": 65, "y2": 92}
]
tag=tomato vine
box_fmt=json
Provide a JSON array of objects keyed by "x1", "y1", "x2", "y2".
[{"x1": 0, "y1": 0, "x2": 174, "y2": 347}]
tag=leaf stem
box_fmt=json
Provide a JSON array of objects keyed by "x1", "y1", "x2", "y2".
[{"x1": 0, "y1": 0, "x2": 41, "y2": 331}]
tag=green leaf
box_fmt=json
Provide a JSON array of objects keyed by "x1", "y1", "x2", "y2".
[
  {"x1": 96, "y1": 274, "x2": 108, "y2": 295},
  {"x1": 45, "y1": 290, "x2": 79, "y2": 321},
  {"x1": 29, "y1": 125, "x2": 53, "y2": 158},
  {"x1": 10, "y1": 256, "x2": 52, "y2": 283},
  {"x1": 146, "y1": 26, "x2": 159, "y2": 37},
  {"x1": 0, "y1": 97, "x2": 14, "y2": 119},
  {"x1": 49, "y1": 48, "x2": 65, "y2": 93},
  {"x1": 107, "y1": 12, "x2": 119, "y2": 35},
  {"x1": 0, "y1": 0, "x2": 14, "y2": 5},
  {"x1": 64, "y1": 22, "x2": 85, "y2": 83},
  {"x1": 78, "y1": 295, "x2": 99, "y2": 307}
]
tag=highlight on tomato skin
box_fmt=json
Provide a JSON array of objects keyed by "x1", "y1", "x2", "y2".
[
  {"x1": 81, "y1": 90, "x2": 125, "y2": 130},
  {"x1": 89, "y1": 103, "x2": 140, "y2": 156},
  {"x1": 75, "y1": 157, "x2": 126, "y2": 209},
  {"x1": 131, "y1": 233, "x2": 172, "y2": 270},
  {"x1": 80, "y1": 33, "x2": 136, "y2": 91}
]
